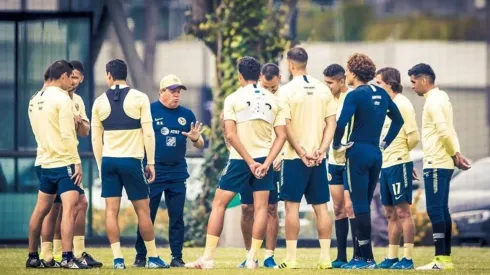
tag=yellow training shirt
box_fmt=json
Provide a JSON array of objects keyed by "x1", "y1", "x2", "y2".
[
  {"x1": 422, "y1": 88, "x2": 460, "y2": 169},
  {"x1": 72, "y1": 93, "x2": 89, "y2": 122},
  {"x1": 278, "y1": 75, "x2": 336, "y2": 160},
  {"x1": 31, "y1": 86, "x2": 80, "y2": 168},
  {"x1": 223, "y1": 83, "x2": 286, "y2": 159},
  {"x1": 381, "y1": 93, "x2": 418, "y2": 168}
]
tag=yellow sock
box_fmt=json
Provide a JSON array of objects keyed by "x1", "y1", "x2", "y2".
[
  {"x1": 319, "y1": 239, "x2": 331, "y2": 262},
  {"x1": 403, "y1": 243, "x2": 414, "y2": 260},
  {"x1": 203, "y1": 234, "x2": 219, "y2": 259},
  {"x1": 144, "y1": 239, "x2": 158, "y2": 258},
  {"x1": 41, "y1": 242, "x2": 53, "y2": 261},
  {"x1": 388, "y1": 244, "x2": 399, "y2": 259},
  {"x1": 247, "y1": 238, "x2": 263, "y2": 261},
  {"x1": 110, "y1": 242, "x2": 124, "y2": 259},
  {"x1": 286, "y1": 240, "x2": 297, "y2": 262},
  {"x1": 53, "y1": 239, "x2": 62, "y2": 257},
  {"x1": 73, "y1": 236, "x2": 85, "y2": 258},
  {"x1": 265, "y1": 249, "x2": 274, "y2": 259}
]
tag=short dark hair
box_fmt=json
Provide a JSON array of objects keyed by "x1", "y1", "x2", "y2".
[
  {"x1": 323, "y1": 64, "x2": 345, "y2": 79},
  {"x1": 44, "y1": 66, "x2": 50, "y2": 81},
  {"x1": 48, "y1": 60, "x2": 73, "y2": 80},
  {"x1": 407, "y1": 63, "x2": 436, "y2": 83},
  {"x1": 261, "y1": 63, "x2": 280, "y2": 81},
  {"x1": 347, "y1": 53, "x2": 376, "y2": 83},
  {"x1": 70, "y1": 60, "x2": 84, "y2": 75},
  {"x1": 106, "y1": 59, "x2": 127, "y2": 81},
  {"x1": 238, "y1": 56, "x2": 261, "y2": 82},
  {"x1": 287, "y1": 47, "x2": 308, "y2": 66},
  {"x1": 376, "y1": 67, "x2": 402, "y2": 93}
]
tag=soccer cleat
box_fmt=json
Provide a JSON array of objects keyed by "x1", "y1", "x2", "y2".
[
  {"x1": 60, "y1": 258, "x2": 91, "y2": 269},
  {"x1": 317, "y1": 261, "x2": 333, "y2": 269},
  {"x1": 416, "y1": 260, "x2": 444, "y2": 270},
  {"x1": 274, "y1": 260, "x2": 298, "y2": 269},
  {"x1": 53, "y1": 254, "x2": 62, "y2": 263},
  {"x1": 342, "y1": 257, "x2": 361, "y2": 269},
  {"x1": 78, "y1": 252, "x2": 103, "y2": 268},
  {"x1": 113, "y1": 258, "x2": 126, "y2": 270},
  {"x1": 438, "y1": 256, "x2": 454, "y2": 270},
  {"x1": 377, "y1": 258, "x2": 399, "y2": 269},
  {"x1": 390, "y1": 257, "x2": 414, "y2": 269},
  {"x1": 332, "y1": 259, "x2": 348, "y2": 268},
  {"x1": 132, "y1": 257, "x2": 146, "y2": 268},
  {"x1": 26, "y1": 257, "x2": 43, "y2": 268},
  {"x1": 351, "y1": 259, "x2": 377, "y2": 269},
  {"x1": 237, "y1": 259, "x2": 246, "y2": 268},
  {"x1": 245, "y1": 258, "x2": 258, "y2": 269},
  {"x1": 40, "y1": 259, "x2": 61, "y2": 268},
  {"x1": 185, "y1": 257, "x2": 216, "y2": 269},
  {"x1": 148, "y1": 256, "x2": 170, "y2": 269},
  {"x1": 170, "y1": 257, "x2": 186, "y2": 267},
  {"x1": 263, "y1": 256, "x2": 277, "y2": 268}
]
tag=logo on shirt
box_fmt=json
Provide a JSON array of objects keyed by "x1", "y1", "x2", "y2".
[
  {"x1": 178, "y1": 117, "x2": 186, "y2": 126},
  {"x1": 74, "y1": 103, "x2": 79, "y2": 111},
  {"x1": 166, "y1": 136, "x2": 176, "y2": 147},
  {"x1": 155, "y1": 117, "x2": 164, "y2": 126},
  {"x1": 328, "y1": 173, "x2": 332, "y2": 181},
  {"x1": 160, "y1": 127, "x2": 169, "y2": 135}
]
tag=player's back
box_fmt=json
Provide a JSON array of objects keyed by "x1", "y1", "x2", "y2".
[
  {"x1": 93, "y1": 84, "x2": 152, "y2": 160},
  {"x1": 346, "y1": 84, "x2": 392, "y2": 146},
  {"x1": 223, "y1": 84, "x2": 284, "y2": 160},
  {"x1": 279, "y1": 75, "x2": 335, "y2": 159},
  {"x1": 35, "y1": 86, "x2": 79, "y2": 168},
  {"x1": 29, "y1": 90, "x2": 47, "y2": 167}
]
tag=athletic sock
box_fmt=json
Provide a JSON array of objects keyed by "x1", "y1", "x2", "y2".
[
  {"x1": 41, "y1": 242, "x2": 53, "y2": 261},
  {"x1": 356, "y1": 213, "x2": 374, "y2": 261},
  {"x1": 264, "y1": 249, "x2": 274, "y2": 259},
  {"x1": 319, "y1": 239, "x2": 331, "y2": 262},
  {"x1": 285, "y1": 240, "x2": 297, "y2": 262},
  {"x1": 111, "y1": 242, "x2": 124, "y2": 259},
  {"x1": 432, "y1": 222, "x2": 446, "y2": 256},
  {"x1": 349, "y1": 218, "x2": 361, "y2": 258},
  {"x1": 403, "y1": 243, "x2": 414, "y2": 260},
  {"x1": 388, "y1": 244, "x2": 399, "y2": 259},
  {"x1": 444, "y1": 218, "x2": 452, "y2": 256},
  {"x1": 53, "y1": 239, "x2": 62, "y2": 257},
  {"x1": 73, "y1": 236, "x2": 85, "y2": 258},
  {"x1": 335, "y1": 218, "x2": 348, "y2": 261},
  {"x1": 144, "y1": 239, "x2": 158, "y2": 258},
  {"x1": 247, "y1": 238, "x2": 263, "y2": 261},
  {"x1": 203, "y1": 234, "x2": 219, "y2": 259}
]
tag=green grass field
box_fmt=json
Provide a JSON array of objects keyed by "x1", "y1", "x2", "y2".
[{"x1": 1, "y1": 247, "x2": 490, "y2": 274}]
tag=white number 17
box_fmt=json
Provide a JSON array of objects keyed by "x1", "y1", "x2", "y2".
[{"x1": 392, "y1": 182, "x2": 401, "y2": 196}]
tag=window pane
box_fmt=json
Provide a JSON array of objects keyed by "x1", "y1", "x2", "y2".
[
  {"x1": 17, "y1": 158, "x2": 38, "y2": 193},
  {"x1": 17, "y1": 18, "x2": 91, "y2": 151},
  {"x1": 0, "y1": 158, "x2": 15, "y2": 193},
  {"x1": 0, "y1": 23, "x2": 15, "y2": 150}
]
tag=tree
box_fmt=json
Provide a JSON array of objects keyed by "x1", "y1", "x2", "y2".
[{"x1": 184, "y1": 0, "x2": 297, "y2": 246}]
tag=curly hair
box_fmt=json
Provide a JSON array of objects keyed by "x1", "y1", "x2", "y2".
[
  {"x1": 376, "y1": 67, "x2": 403, "y2": 93},
  {"x1": 347, "y1": 53, "x2": 376, "y2": 83}
]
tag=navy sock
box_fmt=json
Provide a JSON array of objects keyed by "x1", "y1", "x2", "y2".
[
  {"x1": 349, "y1": 218, "x2": 361, "y2": 259},
  {"x1": 356, "y1": 213, "x2": 374, "y2": 262},
  {"x1": 444, "y1": 218, "x2": 452, "y2": 256},
  {"x1": 432, "y1": 222, "x2": 446, "y2": 256},
  {"x1": 28, "y1": 252, "x2": 39, "y2": 259},
  {"x1": 335, "y1": 218, "x2": 349, "y2": 261},
  {"x1": 62, "y1": 251, "x2": 74, "y2": 261}
]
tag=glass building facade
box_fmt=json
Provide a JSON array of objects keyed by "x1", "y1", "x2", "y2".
[{"x1": 0, "y1": 0, "x2": 94, "y2": 240}]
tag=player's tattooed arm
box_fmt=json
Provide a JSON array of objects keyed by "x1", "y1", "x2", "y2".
[{"x1": 221, "y1": 111, "x2": 231, "y2": 149}]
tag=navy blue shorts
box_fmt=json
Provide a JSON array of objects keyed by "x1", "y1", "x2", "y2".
[
  {"x1": 149, "y1": 181, "x2": 186, "y2": 199},
  {"x1": 328, "y1": 164, "x2": 345, "y2": 185},
  {"x1": 345, "y1": 143, "x2": 382, "y2": 214},
  {"x1": 40, "y1": 164, "x2": 83, "y2": 196},
  {"x1": 240, "y1": 171, "x2": 279, "y2": 205},
  {"x1": 380, "y1": 162, "x2": 413, "y2": 206},
  {"x1": 423, "y1": 168, "x2": 454, "y2": 223},
  {"x1": 217, "y1": 157, "x2": 274, "y2": 194},
  {"x1": 280, "y1": 159, "x2": 329, "y2": 205},
  {"x1": 101, "y1": 157, "x2": 149, "y2": 201}
]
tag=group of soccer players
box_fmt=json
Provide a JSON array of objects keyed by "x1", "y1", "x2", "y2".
[
  {"x1": 184, "y1": 46, "x2": 470, "y2": 270},
  {"x1": 25, "y1": 45, "x2": 470, "y2": 270}
]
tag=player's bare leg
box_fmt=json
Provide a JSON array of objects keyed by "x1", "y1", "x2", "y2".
[
  {"x1": 105, "y1": 197, "x2": 124, "y2": 264},
  {"x1": 40, "y1": 203, "x2": 61, "y2": 264},
  {"x1": 59, "y1": 190, "x2": 80, "y2": 266},
  {"x1": 26, "y1": 192, "x2": 56, "y2": 268},
  {"x1": 185, "y1": 189, "x2": 236, "y2": 269},
  {"x1": 240, "y1": 204, "x2": 254, "y2": 252},
  {"x1": 52, "y1": 207, "x2": 62, "y2": 261},
  {"x1": 378, "y1": 206, "x2": 402, "y2": 268},
  {"x1": 275, "y1": 201, "x2": 300, "y2": 269},
  {"x1": 312, "y1": 203, "x2": 333, "y2": 269},
  {"x1": 72, "y1": 194, "x2": 102, "y2": 267},
  {"x1": 330, "y1": 184, "x2": 348, "y2": 266},
  {"x1": 392, "y1": 203, "x2": 415, "y2": 268},
  {"x1": 264, "y1": 203, "x2": 278, "y2": 265},
  {"x1": 131, "y1": 198, "x2": 167, "y2": 268},
  {"x1": 243, "y1": 191, "x2": 270, "y2": 269}
]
